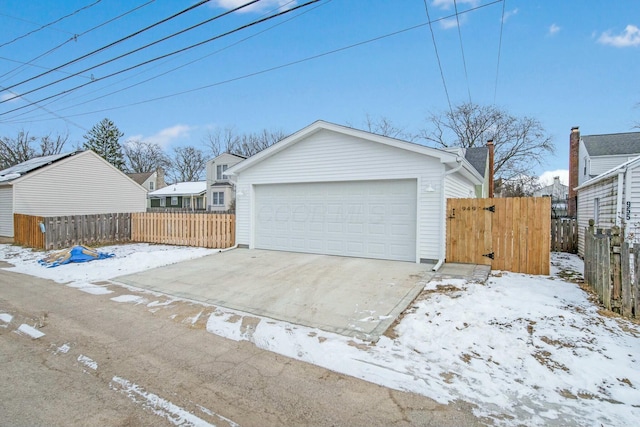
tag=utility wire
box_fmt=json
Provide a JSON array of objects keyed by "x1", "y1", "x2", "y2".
[
  {"x1": 14, "y1": 0, "x2": 311, "y2": 119},
  {"x1": 453, "y1": 0, "x2": 472, "y2": 103},
  {"x1": 0, "y1": 0, "x2": 156, "y2": 84},
  {"x1": 4, "y1": 1, "x2": 501, "y2": 122},
  {"x1": 0, "y1": 0, "x2": 102, "y2": 49},
  {"x1": 494, "y1": 0, "x2": 506, "y2": 104},
  {"x1": 422, "y1": 0, "x2": 453, "y2": 114},
  {"x1": 1, "y1": 0, "x2": 321, "y2": 116},
  {"x1": 0, "y1": 0, "x2": 214, "y2": 93},
  {"x1": 1, "y1": 0, "x2": 262, "y2": 103}
]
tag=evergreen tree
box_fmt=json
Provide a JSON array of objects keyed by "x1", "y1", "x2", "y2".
[{"x1": 83, "y1": 118, "x2": 125, "y2": 170}]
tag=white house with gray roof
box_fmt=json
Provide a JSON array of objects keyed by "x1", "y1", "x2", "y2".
[{"x1": 578, "y1": 131, "x2": 640, "y2": 187}]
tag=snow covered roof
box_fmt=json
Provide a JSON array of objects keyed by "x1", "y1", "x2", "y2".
[{"x1": 148, "y1": 181, "x2": 206, "y2": 197}]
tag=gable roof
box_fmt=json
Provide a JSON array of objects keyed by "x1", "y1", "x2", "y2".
[
  {"x1": 149, "y1": 181, "x2": 206, "y2": 197},
  {"x1": 127, "y1": 171, "x2": 154, "y2": 185},
  {"x1": 226, "y1": 120, "x2": 483, "y2": 184},
  {"x1": 582, "y1": 132, "x2": 640, "y2": 156},
  {"x1": 464, "y1": 147, "x2": 488, "y2": 178},
  {"x1": 0, "y1": 151, "x2": 79, "y2": 183}
]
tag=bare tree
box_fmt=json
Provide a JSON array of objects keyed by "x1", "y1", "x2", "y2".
[
  {"x1": 169, "y1": 145, "x2": 206, "y2": 182},
  {"x1": 495, "y1": 175, "x2": 542, "y2": 197},
  {"x1": 202, "y1": 126, "x2": 241, "y2": 158},
  {"x1": 123, "y1": 139, "x2": 170, "y2": 173},
  {"x1": 419, "y1": 102, "x2": 554, "y2": 179},
  {"x1": 361, "y1": 114, "x2": 414, "y2": 140},
  {"x1": 0, "y1": 130, "x2": 69, "y2": 169}
]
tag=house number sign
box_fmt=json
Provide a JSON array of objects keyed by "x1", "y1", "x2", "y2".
[{"x1": 626, "y1": 201, "x2": 631, "y2": 221}]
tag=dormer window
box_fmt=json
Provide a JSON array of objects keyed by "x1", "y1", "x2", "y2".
[{"x1": 216, "y1": 164, "x2": 228, "y2": 180}]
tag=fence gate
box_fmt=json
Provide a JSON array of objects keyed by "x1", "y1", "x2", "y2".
[{"x1": 446, "y1": 197, "x2": 551, "y2": 275}]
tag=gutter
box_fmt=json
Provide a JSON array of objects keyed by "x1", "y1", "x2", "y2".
[
  {"x1": 433, "y1": 156, "x2": 465, "y2": 271},
  {"x1": 616, "y1": 170, "x2": 625, "y2": 226}
]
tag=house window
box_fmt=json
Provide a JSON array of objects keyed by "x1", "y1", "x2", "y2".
[
  {"x1": 212, "y1": 192, "x2": 224, "y2": 206},
  {"x1": 171, "y1": 196, "x2": 178, "y2": 206},
  {"x1": 594, "y1": 198, "x2": 600, "y2": 224},
  {"x1": 216, "y1": 164, "x2": 228, "y2": 180},
  {"x1": 583, "y1": 157, "x2": 588, "y2": 176},
  {"x1": 160, "y1": 198, "x2": 166, "y2": 207},
  {"x1": 184, "y1": 198, "x2": 191, "y2": 208},
  {"x1": 149, "y1": 181, "x2": 155, "y2": 191}
]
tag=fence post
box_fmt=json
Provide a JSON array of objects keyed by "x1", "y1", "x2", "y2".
[{"x1": 610, "y1": 226, "x2": 622, "y2": 313}]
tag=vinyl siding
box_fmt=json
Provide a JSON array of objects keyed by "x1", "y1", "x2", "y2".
[
  {"x1": 576, "y1": 175, "x2": 618, "y2": 256},
  {"x1": 206, "y1": 154, "x2": 243, "y2": 211},
  {"x1": 591, "y1": 155, "x2": 634, "y2": 177},
  {"x1": 0, "y1": 186, "x2": 13, "y2": 237},
  {"x1": 578, "y1": 141, "x2": 589, "y2": 186},
  {"x1": 622, "y1": 164, "x2": 640, "y2": 243},
  {"x1": 235, "y1": 129, "x2": 457, "y2": 261},
  {"x1": 12, "y1": 151, "x2": 147, "y2": 216}
]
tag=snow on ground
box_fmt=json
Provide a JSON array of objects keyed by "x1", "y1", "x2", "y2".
[{"x1": 2, "y1": 243, "x2": 640, "y2": 426}]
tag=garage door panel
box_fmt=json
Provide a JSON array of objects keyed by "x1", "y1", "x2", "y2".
[{"x1": 255, "y1": 180, "x2": 416, "y2": 262}]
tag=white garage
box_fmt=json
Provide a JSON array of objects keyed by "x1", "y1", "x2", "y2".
[
  {"x1": 226, "y1": 121, "x2": 486, "y2": 264},
  {"x1": 254, "y1": 179, "x2": 417, "y2": 261}
]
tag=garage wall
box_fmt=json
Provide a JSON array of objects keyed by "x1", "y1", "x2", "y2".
[
  {"x1": 13, "y1": 151, "x2": 147, "y2": 216},
  {"x1": 576, "y1": 175, "x2": 617, "y2": 256},
  {"x1": 235, "y1": 129, "x2": 447, "y2": 261},
  {"x1": 0, "y1": 186, "x2": 13, "y2": 237}
]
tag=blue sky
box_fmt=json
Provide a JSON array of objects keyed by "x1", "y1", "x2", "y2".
[{"x1": 1, "y1": 0, "x2": 639, "y2": 184}]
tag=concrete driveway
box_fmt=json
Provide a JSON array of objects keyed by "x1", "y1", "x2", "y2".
[{"x1": 112, "y1": 249, "x2": 435, "y2": 340}]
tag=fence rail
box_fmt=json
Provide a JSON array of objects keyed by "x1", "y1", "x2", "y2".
[
  {"x1": 131, "y1": 212, "x2": 235, "y2": 248},
  {"x1": 584, "y1": 226, "x2": 639, "y2": 319},
  {"x1": 551, "y1": 218, "x2": 578, "y2": 253}
]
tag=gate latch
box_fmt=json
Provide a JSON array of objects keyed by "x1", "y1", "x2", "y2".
[
  {"x1": 483, "y1": 205, "x2": 495, "y2": 212},
  {"x1": 482, "y1": 252, "x2": 495, "y2": 259}
]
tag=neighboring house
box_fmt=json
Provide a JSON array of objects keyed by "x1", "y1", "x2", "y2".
[
  {"x1": 533, "y1": 176, "x2": 569, "y2": 218},
  {"x1": 225, "y1": 120, "x2": 486, "y2": 264},
  {"x1": 127, "y1": 168, "x2": 167, "y2": 192},
  {"x1": 568, "y1": 127, "x2": 640, "y2": 216},
  {"x1": 127, "y1": 168, "x2": 167, "y2": 208},
  {"x1": 575, "y1": 155, "x2": 640, "y2": 256},
  {"x1": 463, "y1": 145, "x2": 491, "y2": 198},
  {"x1": 0, "y1": 150, "x2": 147, "y2": 237},
  {"x1": 205, "y1": 153, "x2": 245, "y2": 212},
  {"x1": 148, "y1": 181, "x2": 207, "y2": 210}
]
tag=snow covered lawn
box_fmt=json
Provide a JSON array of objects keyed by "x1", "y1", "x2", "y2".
[{"x1": 1, "y1": 243, "x2": 639, "y2": 426}]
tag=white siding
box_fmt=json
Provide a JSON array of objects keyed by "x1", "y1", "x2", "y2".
[
  {"x1": 576, "y1": 175, "x2": 618, "y2": 256},
  {"x1": 235, "y1": 129, "x2": 453, "y2": 261},
  {"x1": 206, "y1": 154, "x2": 243, "y2": 211},
  {"x1": 623, "y1": 163, "x2": 640, "y2": 242},
  {"x1": 13, "y1": 151, "x2": 147, "y2": 216},
  {"x1": 578, "y1": 141, "x2": 590, "y2": 186},
  {"x1": 0, "y1": 186, "x2": 13, "y2": 237},
  {"x1": 591, "y1": 155, "x2": 633, "y2": 177},
  {"x1": 444, "y1": 172, "x2": 476, "y2": 199}
]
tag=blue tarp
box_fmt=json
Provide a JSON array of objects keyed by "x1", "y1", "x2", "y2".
[{"x1": 39, "y1": 245, "x2": 114, "y2": 268}]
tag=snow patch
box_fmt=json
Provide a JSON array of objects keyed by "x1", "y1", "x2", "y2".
[
  {"x1": 16, "y1": 324, "x2": 45, "y2": 339},
  {"x1": 77, "y1": 354, "x2": 98, "y2": 370},
  {"x1": 57, "y1": 343, "x2": 71, "y2": 354},
  {"x1": 0, "y1": 313, "x2": 13, "y2": 324},
  {"x1": 110, "y1": 376, "x2": 235, "y2": 426},
  {"x1": 67, "y1": 282, "x2": 114, "y2": 295},
  {"x1": 110, "y1": 295, "x2": 147, "y2": 304}
]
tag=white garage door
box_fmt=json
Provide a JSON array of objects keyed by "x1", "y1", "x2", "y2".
[
  {"x1": 0, "y1": 187, "x2": 14, "y2": 237},
  {"x1": 254, "y1": 180, "x2": 417, "y2": 261}
]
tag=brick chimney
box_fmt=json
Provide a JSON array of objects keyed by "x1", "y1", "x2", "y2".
[
  {"x1": 156, "y1": 167, "x2": 167, "y2": 189},
  {"x1": 487, "y1": 139, "x2": 494, "y2": 198},
  {"x1": 568, "y1": 127, "x2": 580, "y2": 217}
]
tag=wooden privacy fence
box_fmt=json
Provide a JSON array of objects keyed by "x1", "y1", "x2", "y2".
[
  {"x1": 131, "y1": 212, "x2": 235, "y2": 248},
  {"x1": 584, "y1": 226, "x2": 639, "y2": 319},
  {"x1": 446, "y1": 197, "x2": 551, "y2": 275},
  {"x1": 14, "y1": 213, "x2": 132, "y2": 250},
  {"x1": 551, "y1": 218, "x2": 578, "y2": 253}
]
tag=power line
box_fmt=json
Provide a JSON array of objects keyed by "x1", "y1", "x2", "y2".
[
  {"x1": 453, "y1": 0, "x2": 472, "y2": 103},
  {"x1": 494, "y1": 0, "x2": 506, "y2": 104},
  {"x1": 0, "y1": 0, "x2": 321, "y2": 116},
  {"x1": 0, "y1": 0, "x2": 156, "y2": 84},
  {"x1": 12, "y1": 0, "x2": 315, "y2": 120},
  {"x1": 0, "y1": 0, "x2": 102, "y2": 49},
  {"x1": 0, "y1": 0, "x2": 214, "y2": 93},
  {"x1": 1, "y1": 0, "x2": 262, "y2": 103},
  {"x1": 422, "y1": 0, "x2": 453, "y2": 114},
  {"x1": 4, "y1": 1, "x2": 501, "y2": 123}
]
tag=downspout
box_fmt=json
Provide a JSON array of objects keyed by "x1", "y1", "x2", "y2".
[
  {"x1": 433, "y1": 156, "x2": 464, "y2": 271},
  {"x1": 615, "y1": 170, "x2": 625, "y2": 227}
]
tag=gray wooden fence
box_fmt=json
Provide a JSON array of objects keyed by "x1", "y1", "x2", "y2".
[
  {"x1": 583, "y1": 225, "x2": 639, "y2": 318},
  {"x1": 551, "y1": 218, "x2": 577, "y2": 253},
  {"x1": 41, "y1": 213, "x2": 131, "y2": 250}
]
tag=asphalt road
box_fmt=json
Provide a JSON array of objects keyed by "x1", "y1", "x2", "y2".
[{"x1": 0, "y1": 268, "x2": 483, "y2": 427}]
